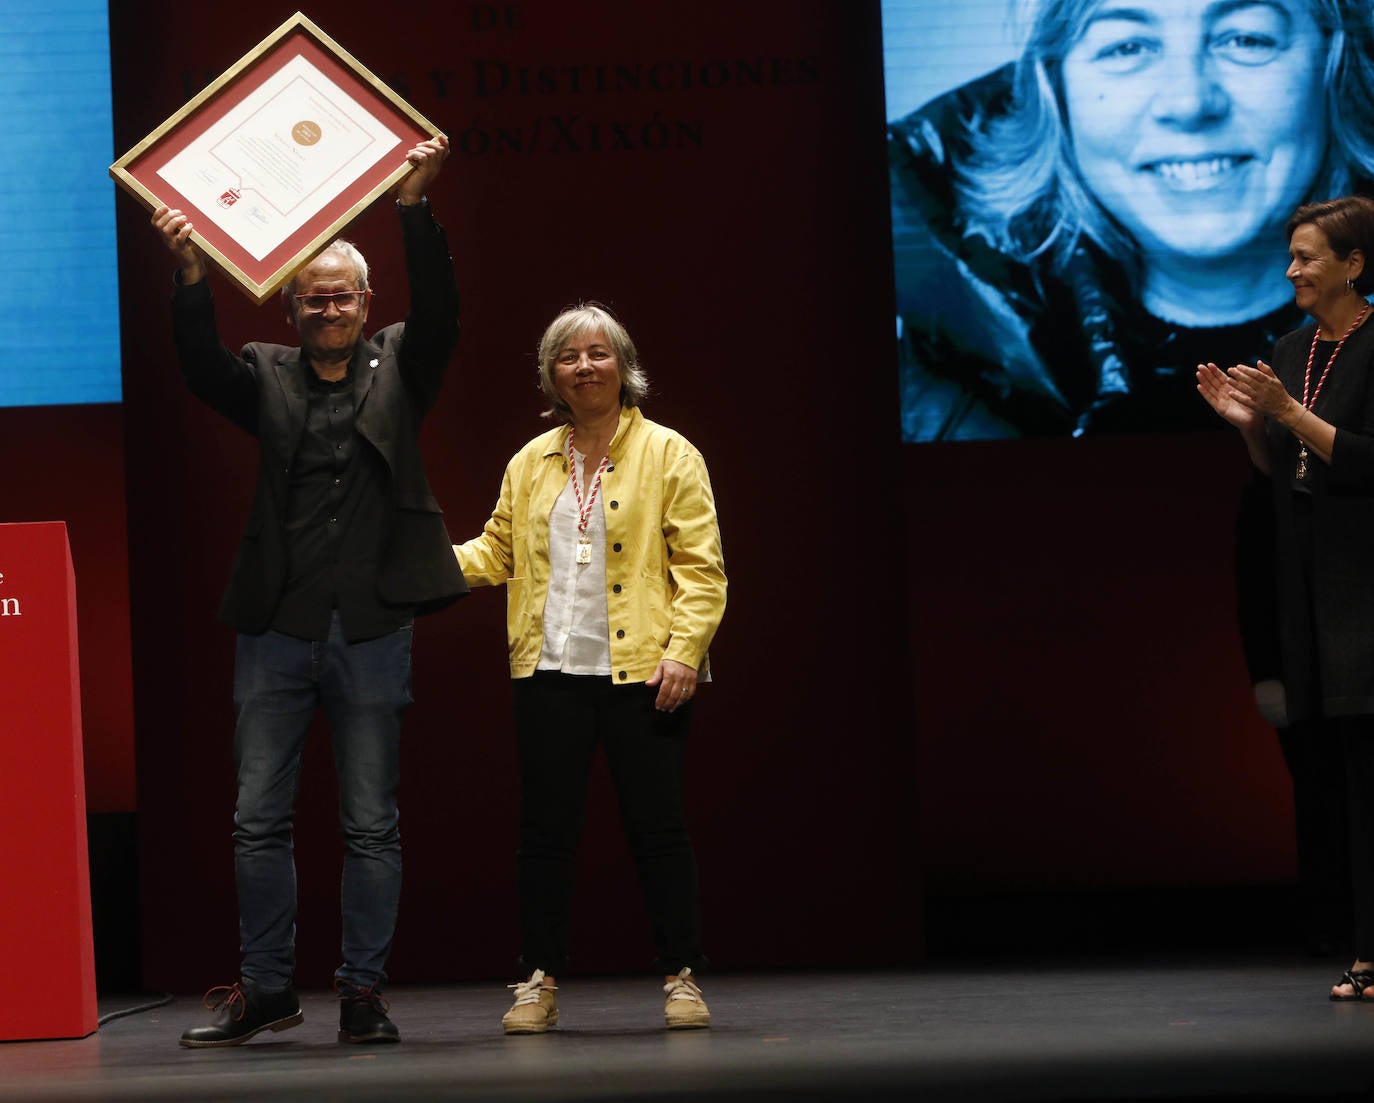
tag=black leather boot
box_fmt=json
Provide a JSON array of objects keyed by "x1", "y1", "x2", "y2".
[
  {"x1": 337, "y1": 981, "x2": 400, "y2": 1044},
  {"x1": 179, "y1": 979, "x2": 303, "y2": 1048}
]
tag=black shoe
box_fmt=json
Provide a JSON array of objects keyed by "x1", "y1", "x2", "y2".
[
  {"x1": 337, "y1": 981, "x2": 400, "y2": 1044},
  {"x1": 179, "y1": 980, "x2": 303, "y2": 1048}
]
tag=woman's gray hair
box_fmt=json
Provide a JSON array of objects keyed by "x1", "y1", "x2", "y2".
[
  {"x1": 536, "y1": 303, "x2": 649, "y2": 422},
  {"x1": 280, "y1": 239, "x2": 370, "y2": 312},
  {"x1": 954, "y1": 0, "x2": 1374, "y2": 285}
]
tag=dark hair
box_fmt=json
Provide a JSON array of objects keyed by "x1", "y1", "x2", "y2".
[{"x1": 1286, "y1": 195, "x2": 1374, "y2": 293}]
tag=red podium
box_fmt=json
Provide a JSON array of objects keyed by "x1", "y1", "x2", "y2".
[{"x1": 0, "y1": 522, "x2": 97, "y2": 1039}]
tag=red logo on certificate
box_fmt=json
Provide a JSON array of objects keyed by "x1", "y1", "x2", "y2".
[{"x1": 217, "y1": 188, "x2": 242, "y2": 209}]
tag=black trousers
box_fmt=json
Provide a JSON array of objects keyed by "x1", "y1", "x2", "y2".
[
  {"x1": 1277, "y1": 719, "x2": 1351, "y2": 955},
  {"x1": 511, "y1": 670, "x2": 706, "y2": 976},
  {"x1": 1338, "y1": 719, "x2": 1374, "y2": 961}
]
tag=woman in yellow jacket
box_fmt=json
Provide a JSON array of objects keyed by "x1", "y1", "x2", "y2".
[{"x1": 455, "y1": 302, "x2": 726, "y2": 1033}]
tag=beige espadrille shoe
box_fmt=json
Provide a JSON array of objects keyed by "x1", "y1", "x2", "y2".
[
  {"x1": 663, "y1": 967, "x2": 710, "y2": 1029},
  {"x1": 502, "y1": 970, "x2": 558, "y2": 1034}
]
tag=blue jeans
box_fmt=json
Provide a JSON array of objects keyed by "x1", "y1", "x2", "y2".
[{"x1": 231, "y1": 611, "x2": 413, "y2": 990}]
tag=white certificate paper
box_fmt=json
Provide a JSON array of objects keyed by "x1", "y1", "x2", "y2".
[{"x1": 157, "y1": 54, "x2": 402, "y2": 261}]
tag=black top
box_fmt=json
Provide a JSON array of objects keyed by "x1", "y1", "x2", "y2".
[
  {"x1": 1266, "y1": 319, "x2": 1374, "y2": 720},
  {"x1": 271, "y1": 368, "x2": 405, "y2": 641}
]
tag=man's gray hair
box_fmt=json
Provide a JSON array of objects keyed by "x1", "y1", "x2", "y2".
[{"x1": 281, "y1": 239, "x2": 370, "y2": 311}]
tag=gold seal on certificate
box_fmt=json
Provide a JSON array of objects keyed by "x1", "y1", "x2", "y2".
[
  {"x1": 291, "y1": 121, "x2": 322, "y2": 146},
  {"x1": 109, "y1": 12, "x2": 443, "y2": 304}
]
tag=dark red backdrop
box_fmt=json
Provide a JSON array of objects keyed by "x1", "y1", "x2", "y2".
[{"x1": 18, "y1": 0, "x2": 1285, "y2": 992}]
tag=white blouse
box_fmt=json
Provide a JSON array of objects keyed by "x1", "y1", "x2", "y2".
[{"x1": 536, "y1": 448, "x2": 612, "y2": 675}]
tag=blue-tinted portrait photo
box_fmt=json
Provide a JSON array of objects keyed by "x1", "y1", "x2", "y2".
[{"x1": 885, "y1": 0, "x2": 1374, "y2": 440}]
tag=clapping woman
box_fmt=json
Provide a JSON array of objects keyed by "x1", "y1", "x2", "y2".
[{"x1": 1199, "y1": 196, "x2": 1374, "y2": 999}]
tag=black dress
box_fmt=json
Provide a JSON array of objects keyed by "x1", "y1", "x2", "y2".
[{"x1": 1267, "y1": 319, "x2": 1374, "y2": 723}]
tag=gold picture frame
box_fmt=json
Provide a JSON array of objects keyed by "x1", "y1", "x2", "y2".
[{"x1": 110, "y1": 12, "x2": 440, "y2": 304}]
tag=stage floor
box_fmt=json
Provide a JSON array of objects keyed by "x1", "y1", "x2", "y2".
[{"x1": 1, "y1": 959, "x2": 1371, "y2": 1102}]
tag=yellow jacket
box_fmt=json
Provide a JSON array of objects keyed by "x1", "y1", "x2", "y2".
[{"x1": 455, "y1": 406, "x2": 726, "y2": 683}]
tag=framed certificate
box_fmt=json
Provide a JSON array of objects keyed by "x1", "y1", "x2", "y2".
[{"x1": 110, "y1": 12, "x2": 440, "y2": 304}]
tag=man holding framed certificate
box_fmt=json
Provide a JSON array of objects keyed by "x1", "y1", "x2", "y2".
[{"x1": 155, "y1": 134, "x2": 467, "y2": 1048}]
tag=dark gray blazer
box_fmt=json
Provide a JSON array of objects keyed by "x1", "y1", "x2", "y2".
[{"x1": 170, "y1": 203, "x2": 468, "y2": 634}]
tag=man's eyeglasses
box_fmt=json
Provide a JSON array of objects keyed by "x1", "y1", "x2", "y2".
[{"x1": 294, "y1": 290, "x2": 371, "y2": 315}]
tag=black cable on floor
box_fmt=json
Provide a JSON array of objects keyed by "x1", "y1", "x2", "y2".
[{"x1": 98, "y1": 993, "x2": 174, "y2": 1026}]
